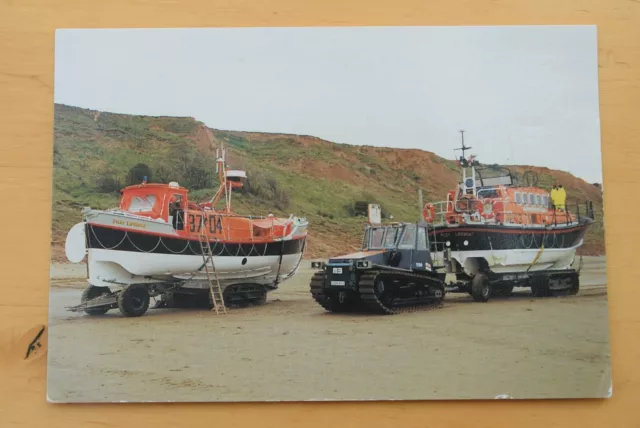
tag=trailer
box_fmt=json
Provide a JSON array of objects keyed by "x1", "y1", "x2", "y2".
[{"x1": 439, "y1": 248, "x2": 582, "y2": 302}]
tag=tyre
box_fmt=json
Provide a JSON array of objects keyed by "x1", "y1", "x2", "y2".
[
  {"x1": 471, "y1": 273, "x2": 491, "y2": 302},
  {"x1": 117, "y1": 284, "x2": 150, "y2": 317},
  {"x1": 530, "y1": 276, "x2": 550, "y2": 297},
  {"x1": 253, "y1": 290, "x2": 267, "y2": 305},
  {"x1": 569, "y1": 273, "x2": 580, "y2": 295},
  {"x1": 81, "y1": 286, "x2": 111, "y2": 316}
]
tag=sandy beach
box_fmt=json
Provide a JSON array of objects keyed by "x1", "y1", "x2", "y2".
[{"x1": 46, "y1": 256, "x2": 610, "y2": 402}]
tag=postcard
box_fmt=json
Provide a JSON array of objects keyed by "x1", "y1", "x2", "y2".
[{"x1": 47, "y1": 25, "x2": 609, "y2": 402}]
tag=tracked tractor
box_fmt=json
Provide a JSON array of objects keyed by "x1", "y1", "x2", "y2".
[{"x1": 309, "y1": 205, "x2": 446, "y2": 314}]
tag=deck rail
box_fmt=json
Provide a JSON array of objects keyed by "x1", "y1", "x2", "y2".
[{"x1": 425, "y1": 197, "x2": 595, "y2": 228}]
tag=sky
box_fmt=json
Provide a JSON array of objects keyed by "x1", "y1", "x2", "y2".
[{"x1": 54, "y1": 26, "x2": 603, "y2": 183}]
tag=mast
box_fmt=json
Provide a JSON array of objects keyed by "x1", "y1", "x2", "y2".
[
  {"x1": 209, "y1": 143, "x2": 231, "y2": 213},
  {"x1": 454, "y1": 130, "x2": 472, "y2": 161},
  {"x1": 454, "y1": 130, "x2": 478, "y2": 198}
]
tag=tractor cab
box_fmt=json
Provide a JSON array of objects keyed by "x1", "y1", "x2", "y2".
[
  {"x1": 314, "y1": 205, "x2": 435, "y2": 294},
  {"x1": 360, "y1": 222, "x2": 432, "y2": 271}
]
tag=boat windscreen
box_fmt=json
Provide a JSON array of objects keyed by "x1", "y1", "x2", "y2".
[{"x1": 128, "y1": 195, "x2": 157, "y2": 212}]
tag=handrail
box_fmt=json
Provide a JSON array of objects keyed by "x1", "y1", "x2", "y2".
[
  {"x1": 186, "y1": 209, "x2": 297, "y2": 242},
  {"x1": 424, "y1": 196, "x2": 594, "y2": 227}
]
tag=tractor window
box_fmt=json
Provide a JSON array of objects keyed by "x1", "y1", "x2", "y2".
[
  {"x1": 417, "y1": 227, "x2": 428, "y2": 251},
  {"x1": 384, "y1": 227, "x2": 400, "y2": 248},
  {"x1": 368, "y1": 228, "x2": 385, "y2": 249},
  {"x1": 398, "y1": 225, "x2": 417, "y2": 250}
]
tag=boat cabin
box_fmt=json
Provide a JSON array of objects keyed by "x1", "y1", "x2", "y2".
[
  {"x1": 428, "y1": 183, "x2": 575, "y2": 227},
  {"x1": 119, "y1": 182, "x2": 188, "y2": 226},
  {"x1": 424, "y1": 135, "x2": 585, "y2": 228},
  {"x1": 117, "y1": 178, "x2": 294, "y2": 242}
]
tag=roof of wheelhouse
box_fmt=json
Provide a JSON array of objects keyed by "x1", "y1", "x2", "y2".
[{"x1": 120, "y1": 182, "x2": 188, "y2": 193}]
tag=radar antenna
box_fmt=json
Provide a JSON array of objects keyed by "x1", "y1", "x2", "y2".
[{"x1": 454, "y1": 130, "x2": 472, "y2": 159}]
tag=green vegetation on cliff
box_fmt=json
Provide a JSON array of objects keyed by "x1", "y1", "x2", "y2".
[{"x1": 51, "y1": 104, "x2": 605, "y2": 260}]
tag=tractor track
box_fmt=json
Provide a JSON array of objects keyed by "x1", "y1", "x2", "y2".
[
  {"x1": 310, "y1": 271, "x2": 361, "y2": 313},
  {"x1": 310, "y1": 269, "x2": 445, "y2": 315},
  {"x1": 358, "y1": 270, "x2": 445, "y2": 315}
]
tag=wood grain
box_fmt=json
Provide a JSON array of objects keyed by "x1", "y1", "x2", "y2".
[{"x1": 0, "y1": 0, "x2": 638, "y2": 426}]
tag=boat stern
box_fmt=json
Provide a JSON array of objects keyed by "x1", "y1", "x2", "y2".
[{"x1": 289, "y1": 216, "x2": 309, "y2": 239}]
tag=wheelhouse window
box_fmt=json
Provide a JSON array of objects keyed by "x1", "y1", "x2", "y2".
[
  {"x1": 398, "y1": 225, "x2": 417, "y2": 250},
  {"x1": 128, "y1": 195, "x2": 157, "y2": 212},
  {"x1": 169, "y1": 193, "x2": 185, "y2": 230},
  {"x1": 515, "y1": 192, "x2": 522, "y2": 205},
  {"x1": 477, "y1": 188, "x2": 499, "y2": 199}
]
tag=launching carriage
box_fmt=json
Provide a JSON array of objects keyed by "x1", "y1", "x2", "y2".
[{"x1": 423, "y1": 133, "x2": 594, "y2": 301}]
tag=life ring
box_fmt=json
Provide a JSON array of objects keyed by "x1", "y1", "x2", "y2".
[
  {"x1": 480, "y1": 199, "x2": 496, "y2": 220},
  {"x1": 423, "y1": 203, "x2": 436, "y2": 222},
  {"x1": 457, "y1": 196, "x2": 472, "y2": 212}
]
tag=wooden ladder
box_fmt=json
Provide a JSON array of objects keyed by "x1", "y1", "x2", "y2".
[{"x1": 198, "y1": 215, "x2": 227, "y2": 315}]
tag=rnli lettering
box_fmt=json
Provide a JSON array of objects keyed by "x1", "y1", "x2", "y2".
[
  {"x1": 188, "y1": 214, "x2": 224, "y2": 234},
  {"x1": 439, "y1": 232, "x2": 472, "y2": 237},
  {"x1": 113, "y1": 219, "x2": 146, "y2": 229}
]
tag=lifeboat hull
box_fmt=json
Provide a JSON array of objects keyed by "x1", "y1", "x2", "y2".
[
  {"x1": 429, "y1": 223, "x2": 590, "y2": 274},
  {"x1": 66, "y1": 210, "x2": 307, "y2": 291}
]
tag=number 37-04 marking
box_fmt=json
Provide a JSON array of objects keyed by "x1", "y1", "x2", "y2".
[{"x1": 188, "y1": 214, "x2": 223, "y2": 234}]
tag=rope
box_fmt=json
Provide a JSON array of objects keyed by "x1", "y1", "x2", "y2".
[
  {"x1": 280, "y1": 238, "x2": 306, "y2": 283},
  {"x1": 520, "y1": 232, "x2": 535, "y2": 249},
  {"x1": 89, "y1": 225, "x2": 128, "y2": 250},
  {"x1": 526, "y1": 244, "x2": 545, "y2": 272},
  {"x1": 126, "y1": 234, "x2": 162, "y2": 253},
  {"x1": 88, "y1": 220, "x2": 296, "y2": 261},
  {"x1": 159, "y1": 236, "x2": 191, "y2": 254}
]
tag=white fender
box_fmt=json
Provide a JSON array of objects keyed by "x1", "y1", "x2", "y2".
[{"x1": 65, "y1": 222, "x2": 87, "y2": 263}]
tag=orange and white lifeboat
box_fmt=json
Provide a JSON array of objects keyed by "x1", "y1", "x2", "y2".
[{"x1": 65, "y1": 158, "x2": 308, "y2": 294}]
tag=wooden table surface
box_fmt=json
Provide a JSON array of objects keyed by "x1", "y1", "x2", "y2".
[{"x1": 1, "y1": 1, "x2": 638, "y2": 426}]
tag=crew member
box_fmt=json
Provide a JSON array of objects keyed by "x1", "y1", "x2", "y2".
[
  {"x1": 550, "y1": 185, "x2": 559, "y2": 210},
  {"x1": 169, "y1": 195, "x2": 184, "y2": 230},
  {"x1": 556, "y1": 184, "x2": 567, "y2": 211}
]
